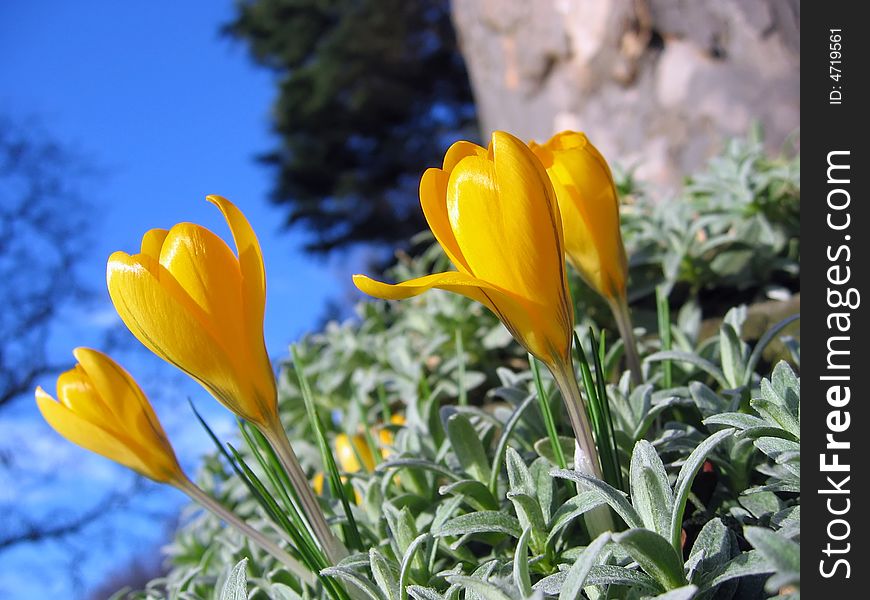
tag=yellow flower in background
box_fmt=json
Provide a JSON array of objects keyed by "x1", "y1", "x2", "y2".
[
  {"x1": 378, "y1": 413, "x2": 405, "y2": 459},
  {"x1": 529, "y1": 131, "x2": 628, "y2": 302},
  {"x1": 354, "y1": 131, "x2": 574, "y2": 367},
  {"x1": 335, "y1": 433, "x2": 376, "y2": 473},
  {"x1": 312, "y1": 471, "x2": 325, "y2": 495},
  {"x1": 106, "y1": 195, "x2": 278, "y2": 428},
  {"x1": 35, "y1": 348, "x2": 183, "y2": 484}
]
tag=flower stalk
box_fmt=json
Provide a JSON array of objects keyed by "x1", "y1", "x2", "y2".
[
  {"x1": 261, "y1": 422, "x2": 348, "y2": 564},
  {"x1": 609, "y1": 297, "x2": 643, "y2": 385},
  {"x1": 175, "y1": 476, "x2": 316, "y2": 586}
]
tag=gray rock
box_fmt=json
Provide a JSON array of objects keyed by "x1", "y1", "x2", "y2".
[{"x1": 451, "y1": 0, "x2": 799, "y2": 193}]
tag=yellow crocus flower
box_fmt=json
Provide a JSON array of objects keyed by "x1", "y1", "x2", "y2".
[
  {"x1": 35, "y1": 348, "x2": 314, "y2": 583},
  {"x1": 312, "y1": 471, "x2": 325, "y2": 495},
  {"x1": 107, "y1": 195, "x2": 347, "y2": 562},
  {"x1": 378, "y1": 413, "x2": 405, "y2": 459},
  {"x1": 528, "y1": 131, "x2": 628, "y2": 301},
  {"x1": 353, "y1": 131, "x2": 574, "y2": 368},
  {"x1": 530, "y1": 132, "x2": 641, "y2": 383},
  {"x1": 106, "y1": 195, "x2": 276, "y2": 429},
  {"x1": 335, "y1": 433, "x2": 376, "y2": 473},
  {"x1": 35, "y1": 347, "x2": 183, "y2": 484}
]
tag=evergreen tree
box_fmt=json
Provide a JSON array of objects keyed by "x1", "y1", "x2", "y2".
[{"x1": 227, "y1": 0, "x2": 477, "y2": 253}]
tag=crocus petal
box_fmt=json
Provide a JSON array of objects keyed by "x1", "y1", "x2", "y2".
[
  {"x1": 106, "y1": 251, "x2": 261, "y2": 423},
  {"x1": 531, "y1": 131, "x2": 628, "y2": 299},
  {"x1": 73, "y1": 347, "x2": 173, "y2": 453},
  {"x1": 206, "y1": 195, "x2": 267, "y2": 346},
  {"x1": 159, "y1": 223, "x2": 246, "y2": 350},
  {"x1": 140, "y1": 228, "x2": 169, "y2": 259},
  {"x1": 36, "y1": 387, "x2": 158, "y2": 481},
  {"x1": 353, "y1": 271, "x2": 568, "y2": 361},
  {"x1": 446, "y1": 132, "x2": 570, "y2": 327},
  {"x1": 56, "y1": 366, "x2": 107, "y2": 425},
  {"x1": 419, "y1": 168, "x2": 471, "y2": 274}
]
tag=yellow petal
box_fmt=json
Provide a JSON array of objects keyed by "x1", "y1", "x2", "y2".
[
  {"x1": 56, "y1": 366, "x2": 106, "y2": 422},
  {"x1": 532, "y1": 132, "x2": 627, "y2": 299},
  {"x1": 335, "y1": 433, "x2": 375, "y2": 473},
  {"x1": 73, "y1": 347, "x2": 174, "y2": 456},
  {"x1": 106, "y1": 251, "x2": 263, "y2": 423},
  {"x1": 353, "y1": 271, "x2": 569, "y2": 362},
  {"x1": 140, "y1": 228, "x2": 169, "y2": 259},
  {"x1": 206, "y1": 195, "x2": 275, "y2": 406},
  {"x1": 445, "y1": 132, "x2": 571, "y2": 341},
  {"x1": 158, "y1": 223, "x2": 245, "y2": 349},
  {"x1": 419, "y1": 168, "x2": 471, "y2": 273},
  {"x1": 36, "y1": 387, "x2": 168, "y2": 482},
  {"x1": 206, "y1": 195, "x2": 267, "y2": 346}
]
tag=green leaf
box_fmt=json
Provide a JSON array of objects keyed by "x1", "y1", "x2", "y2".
[
  {"x1": 630, "y1": 440, "x2": 674, "y2": 537},
  {"x1": 321, "y1": 566, "x2": 385, "y2": 600},
  {"x1": 534, "y1": 565, "x2": 662, "y2": 595},
  {"x1": 399, "y1": 533, "x2": 430, "y2": 600},
  {"x1": 489, "y1": 394, "x2": 536, "y2": 494},
  {"x1": 744, "y1": 316, "x2": 800, "y2": 382},
  {"x1": 446, "y1": 577, "x2": 513, "y2": 600},
  {"x1": 534, "y1": 437, "x2": 576, "y2": 466},
  {"x1": 506, "y1": 491, "x2": 547, "y2": 552},
  {"x1": 384, "y1": 504, "x2": 419, "y2": 562},
  {"x1": 719, "y1": 322, "x2": 747, "y2": 389},
  {"x1": 744, "y1": 527, "x2": 800, "y2": 574},
  {"x1": 530, "y1": 457, "x2": 555, "y2": 524},
  {"x1": 645, "y1": 351, "x2": 728, "y2": 388},
  {"x1": 407, "y1": 587, "x2": 445, "y2": 600},
  {"x1": 513, "y1": 527, "x2": 533, "y2": 599},
  {"x1": 702, "y1": 413, "x2": 767, "y2": 431},
  {"x1": 546, "y1": 491, "x2": 607, "y2": 548},
  {"x1": 689, "y1": 383, "x2": 728, "y2": 418},
  {"x1": 370, "y1": 549, "x2": 400, "y2": 600},
  {"x1": 219, "y1": 558, "x2": 248, "y2": 600},
  {"x1": 750, "y1": 398, "x2": 800, "y2": 439},
  {"x1": 439, "y1": 480, "x2": 499, "y2": 512},
  {"x1": 505, "y1": 447, "x2": 535, "y2": 496},
  {"x1": 613, "y1": 529, "x2": 688, "y2": 590},
  {"x1": 670, "y1": 429, "x2": 734, "y2": 550},
  {"x1": 649, "y1": 585, "x2": 698, "y2": 599},
  {"x1": 437, "y1": 511, "x2": 522, "y2": 539},
  {"x1": 551, "y1": 469, "x2": 644, "y2": 529},
  {"x1": 687, "y1": 518, "x2": 734, "y2": 584},
  {"x1": 446, "y1": 412, "x2": 492, "y2": 484},
  {"x1": 769, "y1": 361, "x2": 800, "y2": 416},
  {"x1": 559, "y1": 532, "x2": 612, "y2": 600},
  {"x1": 700, "y1": 550, "x2": 773, "y2": 590}
]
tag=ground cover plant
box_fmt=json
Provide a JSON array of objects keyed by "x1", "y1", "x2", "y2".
[{"x1": 35, "y1": 130, "x2": 799, "y2": 600}]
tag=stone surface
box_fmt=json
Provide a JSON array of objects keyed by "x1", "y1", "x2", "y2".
[{"x1": 451, "y1": 0, "x2": 799, "y2": 192}]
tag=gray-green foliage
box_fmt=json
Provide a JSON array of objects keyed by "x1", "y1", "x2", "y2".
[{"x1": 119, "y1": 136, "x2": 800, "y2": 600}]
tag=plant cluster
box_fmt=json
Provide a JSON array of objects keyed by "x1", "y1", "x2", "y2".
[{"x1": 103, "y1": 133, "x2": 800, "y2": 600}]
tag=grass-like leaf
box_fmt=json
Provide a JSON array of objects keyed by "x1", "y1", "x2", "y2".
[
  {"x1": 559, "y1": 532, "x2": 611, "y2": 600},
  {"x1": 513, "y1": 527, "x2": 533, "y2": 598},
  {"x1": 669, "y1": 429, "x2": 735, "y2": 550}
]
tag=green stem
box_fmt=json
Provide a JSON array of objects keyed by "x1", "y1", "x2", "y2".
[
  {"x1": 175, "y1": 477, "x2": 316, "y2": 586},
  {"x1": 548, "y1": 358, "x2": 615, "y2": 535},
  {"x1": 549, "y1": 358, "x2": 602, "y2": 480},
  {"x1": 261, "y1": 422, "x2": 348, "y2": 564},
  {"x1": 609, "y1": 297, "x2": 643, "y2": 385}
]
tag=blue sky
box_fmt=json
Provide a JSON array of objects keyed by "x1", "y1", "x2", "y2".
[{"x1": 0, "y1": 2, "x2": 358, "y2": 597}]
